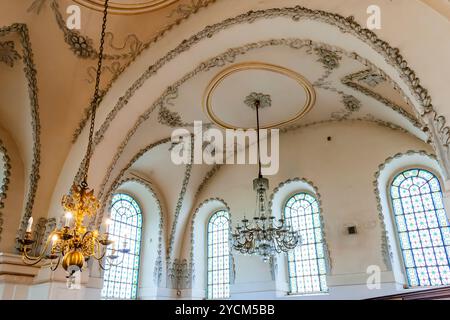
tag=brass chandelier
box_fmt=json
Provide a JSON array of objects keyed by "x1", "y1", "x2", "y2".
[
  {"x1": 232, "y1": 99, "x2": 301, "y2": 262},
  {"x1": 18, "y1": 0, "x2": 129, "y2": 277}
]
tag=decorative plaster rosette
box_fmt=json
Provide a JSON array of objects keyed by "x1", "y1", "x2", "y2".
[{"x1": 0, "y1": 41, "x2": 21, "y2": 67}]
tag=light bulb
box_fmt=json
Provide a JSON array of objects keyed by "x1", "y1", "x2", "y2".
[
  {"x1": 26, "y1": 217, "x2": 33, "y2": 233},
  {"x1": 64, "y1": 212, "x2": 72, "y2": 227},
  {"x1": 105, "y1": 218, "x2": 112, "y2": 233},
  {"x1": 52, "y1": 234, "x2": 59, "y2": 244}
]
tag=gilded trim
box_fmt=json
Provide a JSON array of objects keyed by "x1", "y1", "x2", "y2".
[{"x1": 73, "y1": 0, "x2": 179, "y2": 15}]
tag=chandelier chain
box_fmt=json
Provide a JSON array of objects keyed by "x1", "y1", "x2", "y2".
[
  {"x1": 255, "y1": 100, "x2": 262, "y2": 178},
  {"x1": 83, "y1": 0, "x2": 109, "y2": 185}
]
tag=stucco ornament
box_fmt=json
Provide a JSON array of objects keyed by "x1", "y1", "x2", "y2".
[
  {"x1": 355, "y1": 70, "x2": 385, "y2": 87},
  {"x1": 0, "y1": 141, "x2": 11, "y2": 242},
  {"x1": 27, "y1": 0, "x2": 49, "y2": 14},
  {"x1": 158, "y1": 106, "x2": 184, "y2": 127},
  {"x1": 67, "y1": 33, "x2": 95, "y2": 59},
  {"x1": 244, "y1": 92, "x2": 272, "y2": 110},
  {"x1": 0, "y1": 24, "x2": 42, "y2": 244},
  {"x1": 342, "y1": 95, "x2": 362, "y2": 112},
  {"x1": 67, "y1": 5, "x2": 450, "y2": 171},
  {"x1": 315, "y1": 48, "x2": 341, "y2": 70},
  {"x1": 341, "y1": 70, "x2": 421, "y2": 128},
  {"x1": 51, "y1": 1, "x2": 95, "y2": 59},
  {"x1": 0, "y1": 41, "x2": 21, "y2": 67}
]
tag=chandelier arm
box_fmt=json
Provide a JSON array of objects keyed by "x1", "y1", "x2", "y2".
[
  {"x1": 21, "y1": 254, "x2": 45, "y2": 266},
  {"x1": 50, "y1": 256, "x2": 61, "y2": 272},
  {"x1": 21, "y1": 231, "x2": 56, "y2": 262},
  {"x1": 82, "y1": 0, "x2": 110, "y2": 184},
  {"x1": 93, "y1": 237, "x2": 107, "y2": 261}
]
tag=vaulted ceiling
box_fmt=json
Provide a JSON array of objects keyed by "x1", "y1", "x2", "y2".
[{"x1": 0, "y1": 0, "x2": 449, "y2": 257}]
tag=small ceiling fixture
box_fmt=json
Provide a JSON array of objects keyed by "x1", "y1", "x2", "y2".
[
  {"x1": 18, "y1": 0, "x2": 128, "y2": 279},
  {"x1": 232, "y1": 95, "x2": 301, "y2": 262}
]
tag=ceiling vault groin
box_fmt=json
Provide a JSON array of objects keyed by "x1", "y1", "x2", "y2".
[
  {"x1": 95, "y1": 37, "x2": 428, "y2": 211},
  {"x1": 69, "y1": 6, "x2": 450, "y2": 210},
  {"x1": 71, "y1": 5, "x2": 445, "y2": 148}
]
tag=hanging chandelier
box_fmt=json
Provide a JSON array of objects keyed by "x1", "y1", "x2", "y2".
[
  {"x1": 18, "y1": 0, "x2": 128, "y2": 277},
  {"x1": 232, "y1": 97, "x2": 301, "y2": 262}
]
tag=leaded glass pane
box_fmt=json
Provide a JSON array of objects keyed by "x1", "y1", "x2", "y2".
[
  {"x1": 207, "y1": 210, "x2": 231, "y2": 299},
  {"x1": 285, "y1": 193, "x2": 327, "y2": 294},
  {"x1": 390, "y1": 169, "x2": 450, "y2": 287},
  {"x1": 101, "y1": 194, "x2": 142, "y2": 300}
]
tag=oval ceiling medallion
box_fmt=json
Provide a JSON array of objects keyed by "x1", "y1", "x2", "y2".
[
  {"x1": 203, "y1": 62, "x2": 316, "y2": 130},
  {"x1": 72, "y1": 0, "x2": 179, "y2": 15}
]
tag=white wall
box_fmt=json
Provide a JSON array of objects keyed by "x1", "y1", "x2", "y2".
[{"x1": 186, "y1": 120, "x2": 434, "y2": 299}]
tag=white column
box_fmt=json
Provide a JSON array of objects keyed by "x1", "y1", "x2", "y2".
[{"x1": 0, "y1": 253, "x2": 40, "y2": 300}]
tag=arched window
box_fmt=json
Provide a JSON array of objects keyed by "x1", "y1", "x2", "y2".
[
  {"x1": 390, "y1": 168, "x2": 450, "y2": 287},
  {"x1": 207, "y1": 210, "x2": 231, "y2": 299},
  {"x1": 101, "y1": 194, "x2": 143, "y2": 299},
  {"x1": 284, "y1": 193, "x2": 327, "y2": 294}
]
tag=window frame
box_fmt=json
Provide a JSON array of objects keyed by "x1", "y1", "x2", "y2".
[
  {"x1": 205, "y1": 209, "x2": 231, "y2": 300},
  {"x1": 283, "y1": 191, "x2": 328, "y2": 295},
  {"x1": 101, "y1": 192, "x2": 143, "y2": 300},
  {"x1": 387, "y1": 166, "x2": 450, "y2": 288}
]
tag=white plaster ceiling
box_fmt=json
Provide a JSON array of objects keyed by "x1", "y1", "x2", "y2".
[{"x1": 0, "y1": 0, "x2": 449, "y2": 260}]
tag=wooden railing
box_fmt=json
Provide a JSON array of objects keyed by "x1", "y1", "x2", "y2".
[{"x1": 370, "y1": 286, "x2": 450, "y2": 300}]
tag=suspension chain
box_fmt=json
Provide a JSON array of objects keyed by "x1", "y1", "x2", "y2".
[{"x1": 82, "y1": 0, "x2": 110, "y2": 186}]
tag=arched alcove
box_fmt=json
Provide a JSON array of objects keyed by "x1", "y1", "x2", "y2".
[
  {"x1": 374, "y1": 150, "x2": 445, "y2": 288},
  {"x1": 269, "y1": 178, "x2": 331, "y2": 295},
  {"x1": 102, "y1": 177, "x2": 167, "y2": 299},
  {"x1": 188, "y1": 198, "x2": 231, "y2": 299}
]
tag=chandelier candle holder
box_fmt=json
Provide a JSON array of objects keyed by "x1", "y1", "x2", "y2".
[
  {"x1": 18, "y1": 183, "x2": 130, "y2": 276},
  {"x1": 232, "y1": 96, "x2": 301, "y2": 262},
  {"x1": 17, "y1": 0, "x2": 129, "y2": 278}
]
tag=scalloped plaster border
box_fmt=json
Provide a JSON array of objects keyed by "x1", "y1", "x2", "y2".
[
  {"x1": 0, "y1": 140, "x2": 11, "y2": 243},
  {"x1": 0, "y1": 24, "x2": 42, "y2": 243}
]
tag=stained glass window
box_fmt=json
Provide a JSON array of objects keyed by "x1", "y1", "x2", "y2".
[
  {"x1": 101, "y1": 193, "x2": 143, "y2": 300},
  {"x1": 284, "y1": 193, "x2": 328, "y2": 294},
  {"x1": 207, "y1": 210, "x2": 231, "y2": 299},
  {"x1": 390, "y1": 169, "x2": 450, "y2": 287}
]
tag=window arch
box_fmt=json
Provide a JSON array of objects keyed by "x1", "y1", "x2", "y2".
[
  {"x1": 207, "y1": 210, "x2": 231, "y2": 299},
  {"x1": 390, "y1": 168, "x2": 450, "y2": 287},
  {"x1": 101, "y1": 193, "x2": 143, "y2": 299},
  {"x1": 284, "y1": 193, "x2": 327, "y2": 294}
]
